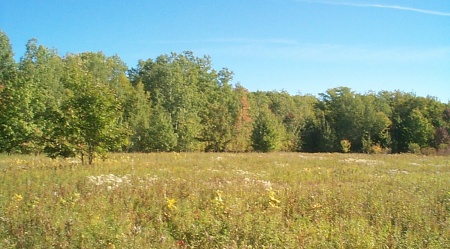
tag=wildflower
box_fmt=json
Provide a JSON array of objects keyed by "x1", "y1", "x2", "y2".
[
  {"x1": 312, "y1": 203, "x2": 322, "y2": 209},
  {"x1": 176, "y1": 240, "x2": 186, "y2": 248},
  {"x1": 214, "y1": 190, "x2": 225, "y2": 210},
  {"x1": 12, "y1": 194, "x2": 23, "y2": 209},
  {"x1": 131, "y1": 225, "x2": 142, "y2": 235},
  {"x1": 14, "y1": 194, "x2": 23, "y2": 202},
  {"x1": 261, "y1": 180, "x2": 272, "y2": 190},
  {"x1": 174, "y1": 152, "x2": 181, "y2": 160},
  {"x1": 87, "y1": 174, "x2": 131, "y2": 189},
  {"x1": 166, "y1": 198, "x2": 177, "y2": 211},
  {"x1": 213, "y1": 190, "x2": 230, "y2": 215},
  {"x1": 268, "y1": 188, "x2": 281, "y2": 208},
  {"x1": 215, "y1": 190, "x2": 223, "y2": 202},
  {"x1": 59, "y1": 197, "x2": 67, "y2": 205},
  {"x1": 29, "y1": 197, "x2": 40, "y2": 209}
]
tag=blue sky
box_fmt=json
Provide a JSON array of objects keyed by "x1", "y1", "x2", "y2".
[{"x1": 1, "y1": 0, "x2": 449, "y2": 102}]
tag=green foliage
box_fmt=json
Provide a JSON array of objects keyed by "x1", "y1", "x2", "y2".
[
  {"x1": 340, "y1": 139, "x2": 351, "y2": 153},
  {"x1": 251, "y1": 110, "x2": 284, "y2": 152},
  {"x1": 319, "y1": 87, "x2": 363, "y2": 150},
  {"x1": 407, "y1": 109, "x2": 434, "y2": 146},
  {"x1": 1, "y1": 31, "x2": 450, "y2": 156},
  {"x1": 421, "y1": 147, "x2": 437, "y2": 156},
  {"x1": 227, "y1": 85, "x2": 253, "y2": 152},
  {"x1": 0, "y1": 30, "x2": 16, "y2": 88},
  {"x1": 124, "y1": 82, "x2": 152, "y2": 152},
  {"x1": 134, "y1": 52, "x2": 230, "y2": 151},
  {"x1": 434, "y1": 127, "x2": 449, "y2": 149},
  {"x1": 146, "y1": 104, "x2": 177, "y2": 152},
  {"x1": 369, "y1": 144, "x2": 383, "y2": 154},
  {"x1": 17, "y1": 39, "x2": 64, "y2": 154},
  {"x1": 198, "y1": 68, "x2": 237, "y2": 152},
  {"x1": 317, "y1": 87, "x2": 391, "y2": 152},
  {"x1": 0, "y1": 33, "x2": 35, "y2": 154},
  {"x1": 265, "y1": 91, "x2": 316, "y2": 151},
  {"x1": 389, "y1": 93, "x2": 438, "y2": 153},
  {"x1": 300, "y1": 112, "x2": 337, "y2": 152},
  {"x1": 438, "y1": 143, "x2": 448, "y2": 151},
  {"x1": 408, "y1": 143, "x2": 421, "y2": 154},
  {"x1": 44, "y1": 54, "x2": 129, "y2": 164}
]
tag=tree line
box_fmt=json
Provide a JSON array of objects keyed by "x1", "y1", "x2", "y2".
[{"x1": 1, "y1": 31, "x2": 449, "y2": 164}]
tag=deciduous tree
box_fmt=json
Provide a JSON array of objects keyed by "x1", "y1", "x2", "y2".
[{"x1": 44, "y1": 54, "x2": 128, "y2": 164}]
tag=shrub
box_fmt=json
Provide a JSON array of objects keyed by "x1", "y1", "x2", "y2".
[
  {"x1": 437, "y1": 144, "x2": 450, "y2": 155},
  {"x1": 361, "y1": 137, "x2": 371, "y2": 153},
  {"x1": 438, "y1": 143, "x2": 448, "y2": 150},
  {"x1": 421, "y1": 147, "x2": 437, "y2": 156},
  {"x1": 340, "y1": 140, "x2": 351, "y2": 153},
  {"x1": 369, "y1": 144, "x2": 382, "y2": 154},
  {"x1": 408, "y1": 143, "x2": 421, "y2": 154},
  {"x1": 381, "y1": 148, "x2": 392, "y2": 154}
]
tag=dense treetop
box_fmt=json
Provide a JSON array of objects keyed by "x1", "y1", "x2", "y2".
[{"x1": 0, "y1": 31, "x2": 449, "y2": 163}]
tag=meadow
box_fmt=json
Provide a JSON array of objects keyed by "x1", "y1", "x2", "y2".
[{"x1": 0, "y1": 153, "x2": 449, "y2": 248}]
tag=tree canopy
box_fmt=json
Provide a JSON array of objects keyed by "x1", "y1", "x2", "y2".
[{"x1": 1, "y1": 31, "x2": 449, "y2": 162}]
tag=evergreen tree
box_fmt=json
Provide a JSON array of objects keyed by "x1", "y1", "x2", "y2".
[
  {"x1": 125, "y1": 82, "x2": 152, "y2": 151},
  {"x1": 251, "y1": 109, "x2": 284, "y2": 152},
  {"x1": 146, "y1": 104, "x2": 177, "y2": 152}
]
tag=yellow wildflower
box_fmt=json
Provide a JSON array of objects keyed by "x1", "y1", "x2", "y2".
[
  {"x1": 14, "y1": 194, "x2": 23, "y2": 202},
  {"x1": 312, "y1": 203, "x2": 322, "y2": 209},
  {"x1": 268, "y1": 188, "x2": 281, "y2": 208},
  {"x1": 215, "y1": 190, "x2": 223, "y2": 203},
  {"x1": 166, "y1": 198, "x2": 177, "y2": 211}
]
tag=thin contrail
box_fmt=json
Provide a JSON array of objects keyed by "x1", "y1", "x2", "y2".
[{"x1": 295, "y1": 0, "x2": 450, "y2": 16}]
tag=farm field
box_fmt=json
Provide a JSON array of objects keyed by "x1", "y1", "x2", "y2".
[{"x1": 1, "y1": 153, "x2": 449, "y2": 248}]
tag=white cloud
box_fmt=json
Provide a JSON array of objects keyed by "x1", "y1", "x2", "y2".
[{"x1": 293, "y1": 0, "x2": 450, "y2": 16}]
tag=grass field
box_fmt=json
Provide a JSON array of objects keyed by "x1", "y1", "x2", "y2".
[{"x1": 1, "y1": 153, "x2": 449, "y2": 248}]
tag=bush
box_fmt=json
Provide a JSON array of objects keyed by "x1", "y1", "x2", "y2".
[
  {"x1": 408, "y1": 143, "x2": 421, "y2": 154},
  {"x1": 369, "y1": 144, "x2": 382, "y2": 154},
  {"x1": 340, "y1": 140, "x2": 351, "y2": 153},
  {"x1": 361, "y1": 137, "x2": 371, "y2": 153},
  {"x1": 381, "y1": 148, "x2": 392, "y2": 154},
  {"x1": 421, "y1": 147, "x2": 437, "y2": 156},
  {"x1": 437, "y1": 144, "x2": 450, "y2": 155}
]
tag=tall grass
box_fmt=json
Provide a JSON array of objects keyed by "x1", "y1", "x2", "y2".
[{"x1": 1, "y1": 153, "x2": 449, "y2": 248}]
